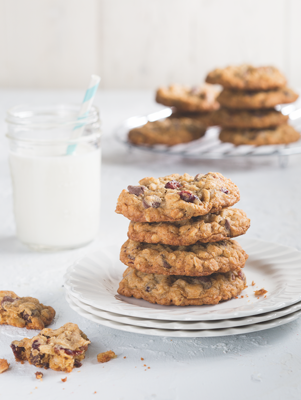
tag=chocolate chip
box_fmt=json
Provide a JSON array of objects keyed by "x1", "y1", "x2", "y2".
[
  {"x1": 74, "y1": 360, "x2": 82, "y2": 368},
  {"x1": 145, "y1": 286, "x2": 151, "y2": 292},
  {"x1": 163, "y1": 260, "x2": 172, "y2": 269},
  {"x1": 165, "y1": 180, "x2": 182, "y2": 190},
  {"x1": 20, "y1": 311, "x2": 32, "y2": 323},
  {"x1": 197, "y1": 276, "x2": 212, "y2": 290},
  {"x1": 11, "y1": 344, "x2": 25, "y2": 361},
  {"x1": 220, "y1": 187, "x2": 229, "y2": 194},
  {"x1": 142, "y1": 195, "x2": 161, "y2": 209},
  {"x1": 1, "y1": 296, "x2": 16, "y2": 308},
  {"x1": 128, "y1": 255, "x2": 135, "y2": 260},
  {"x1": 179, "y1": 191, "x2": 199, "y2": 203},
  {"x1": 127, "y1": 185, "x2": 147, "y2": 196},
  {"x1": 194, "y1": 173, "x2": 204, "y2": 182},
  {"x1": 225, "y1": 218, "x2": 231, "y2": 231}
]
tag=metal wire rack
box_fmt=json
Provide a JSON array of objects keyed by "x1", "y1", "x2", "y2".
[{"x1": 115, "y1": 103, "x2": 301, "y2": 167}]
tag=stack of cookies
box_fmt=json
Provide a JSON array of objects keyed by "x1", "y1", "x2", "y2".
[
  {"x1": 128, "y1": 84, "x2": 219, "y2": 147},
  {"x1": 206, "y1": 64, "x2": 300, "y2": 146},
  {"x1": 116, "y1": 172, "x2": 250, "y2": 306}
]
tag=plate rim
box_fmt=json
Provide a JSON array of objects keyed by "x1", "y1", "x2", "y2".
[{"x1": 63, "y1": 237, "x2": 301, "y2": 321}]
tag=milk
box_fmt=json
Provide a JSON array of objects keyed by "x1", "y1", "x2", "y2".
[{"x1": 9, "y1": 145, "x2": 101, "y2": 250}]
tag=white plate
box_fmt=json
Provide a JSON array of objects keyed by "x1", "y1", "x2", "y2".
[
  {"x1": 64, "y1": 238, "x2": 301, "y2": 321},
  {"x1": 65, "y1": 293, "x2": 301, "y2": 338},
  {"x1": 66, "y1": 289, "x2": 301, "y2": 330}
]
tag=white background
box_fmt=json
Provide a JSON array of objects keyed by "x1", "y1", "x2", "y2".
[{"x1": 0, "y1": 0, "x2": 300, "y2": 89}]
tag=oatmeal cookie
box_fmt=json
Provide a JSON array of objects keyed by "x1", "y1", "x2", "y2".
[
  {"x1": 120, "y1": 239, "x2": 248, "y2": 276},
  {"x1": 128, "y1": 117, "x2": 206, "y2": 147},
  {"x1": 117, "y1": 267, "x2": 246, "y2": 306},
  {"x1": 11, "y1": 323, "x2": 90, "y2": 372},
  {"x1": 115, "y1": 172, "x2": 240, "y2": 222},
  {"x1": 217, "y1": 87, "x2": 299, "y2": 109},
  {"x1": 212, "y1": 108, "x2": 288, "y2": 128},
  {"x1": 206, "y1": 65, "x2": 286, "y2": 91},
  {"x1": 170, "y1": 111, "x2": 215, "y2": 127},
  {"x1": 156, "y1": 84, "x2": 220, "y2": 112},
  {"x1": 0, "y1": 291, "x2": 55, "y2": 330},
  {"x1": 219, "y1": 125, "x2": 300, "y2": 146},
  {"x1": 128, "y1": 208, "x2": 250, "y2": 246},
  {"x1": 0, "y1": 359, "x2": 10, "y2": 374}
]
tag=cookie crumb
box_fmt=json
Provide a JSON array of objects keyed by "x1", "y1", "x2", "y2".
[
  {"x1": 61, "y1": 377, "x2": 67, "y2": 383},
  {"x1": 0, "y1": 359, "x2": 10, "y2": 374},
  {"x1": 254, "y1": 289, "x2": 268, "y2": 297},
  {"x1": 143, "y1": 364, "x2": 146, "y2": 367},
  {"x1": 35, "y1": 372, "x2": 43, "y2": 381},
  {"x1": 141, "y1": 357, "x2": 144, "y2": 361},
  {"x1": 94, "y1": 392, "x2": 97, "y2": 394},
  {"x1": 97, "y1": 351, "x2": 117, "y2": 363},
  {"x1": 251, "y1": 281, "x2": 255, "y2": 286},
  {"x1": 124, "y1": 356, "x2": 126, "y2": 359},
  {"x1": 148, "y1": 367, "x2": 150, "y2": 369}
]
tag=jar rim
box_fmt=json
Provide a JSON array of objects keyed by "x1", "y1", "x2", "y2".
[{"x1": 6, "y1": 103, "x2": 101, "y2": 144}]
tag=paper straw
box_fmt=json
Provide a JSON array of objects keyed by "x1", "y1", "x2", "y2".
[{"x1": 66, "y1": 74, "x2": 101, "y2": 155}]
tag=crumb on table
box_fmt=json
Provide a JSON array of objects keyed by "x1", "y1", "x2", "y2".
[
  {"x1": 61, "y1": 377, "x2": 67, "y2": 382},
  {"x1": 254, "y1": 288, "x2": 268, "y2": 297},
  {"x1": 0, "y1": 359, "x2": 10, "y2": 374},
  {"x1": 35, "y1": 371, "x2": 43, "y2": 381},
  {"x1": 97, "y1": 351, "x2": 117, "y2": 363},
  {"x1": 251, "y1": 281, "x2": 255, "y2": 286}
]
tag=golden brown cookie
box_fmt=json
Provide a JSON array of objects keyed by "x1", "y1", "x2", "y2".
[
  {"x1": 128, "y1": 208, "x2": 250, "y2": 246},
  {"x1": 11, "y1": 323, "x2": 90, "y2": 372},
  {"x1": 206, "y1": 65, "x2": 286, "y2": 91},
  {"x1": 219, "y1": 124, "x2": 300, "y2": 146},
  {"x1": 120, "y1": 239, "x2": 248, "y2": 277},
  {"x1": 156, "y1": 84, "x2": 220, "y2": 112},
  {"x1": 212, "y1": 108, "x2": 288, "y2": 128},
  {"x1": 115, "y1": 172, "x2": 240, "y2": 222},
  {"x1": 217, "y1": 87, "x2": 299, "y2": 109},
  {"x1": 128, "y1": 117, "x2": 206, "y2": 147},
  {"x1": 117, "y1": 267, "x2": 246, "y2": 306},
  {"x1": 0, "y1": 291, "x2": 55, "y2": 330}
]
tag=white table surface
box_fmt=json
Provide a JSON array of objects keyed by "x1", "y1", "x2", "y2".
[{"x1": 1, "y1": 89, "x2": 301, "y2": 400}]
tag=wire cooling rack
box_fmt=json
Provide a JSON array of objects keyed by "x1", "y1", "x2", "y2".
[{"x1": 115, "y1": 104, "x2": 301, "y2": 167}]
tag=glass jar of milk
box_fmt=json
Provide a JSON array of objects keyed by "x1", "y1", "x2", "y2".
[{"x1": 6, "y1": 104, "x2": 101, "y2": 251}]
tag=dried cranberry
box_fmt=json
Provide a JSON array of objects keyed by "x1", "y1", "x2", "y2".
[
  {"x1": 64, "y1": 349, "x2": 74, "y2": 356},
  {"x1": 220, "y1": 188, "x2": 229, "y2": 194},
  {"x1": 11, "y1": 343, "x2": 25, "y2": 360},
  {"x1": 74, "y1": 360, "x2": 82, "y2": 368},
  {"x1": 165, "y1": 180, "x2": 181, "y2": 190},
  {"x1": 32, "y1": 340, "x2": 40, "y2": 350},
  {"x1": 238, "y1": 270, "x2": 246, "y2": 282},
  {"x1": 1, "y1": 296, "x2": 16, "y2": 308},
  {"x1": 179, "y1": 191, "x2": 199, "y2": 203},
  {"x1": 127, "y1": 185, "x2": 147, "y2": 196},
  {"x1": 142, "y1": 195, "x2": 161, "y2": 209}
]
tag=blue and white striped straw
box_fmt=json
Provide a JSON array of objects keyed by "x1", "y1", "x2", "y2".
[{"x1": 67, "y1": 74, "x2": 101, "y2": 155}]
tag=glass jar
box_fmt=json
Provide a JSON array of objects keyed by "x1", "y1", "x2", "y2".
[{"x1": 6, "y1": 104, "x2": 101, "y2": 251}]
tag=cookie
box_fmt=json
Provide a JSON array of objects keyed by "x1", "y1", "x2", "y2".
[
  {"x1": 219, "y1": 124, "x2": 300, "y2": 146},
  {"x1": 120, "y1": 239, "x2": 248, "y2": 276},
  {"x1": 156, "y1": 84, "x2": 220, "y2": 112},
  {"x1": 11, "y1": 323, "x2": 90, "y2": 372},
  {"x1": 0, "y1": 291, "x2": 55, "y2": 330},
  {"x1": 128, "y1": 117, "x2": 206, "y2": 147},
  {"x1": 213, "y1": 108, "x2": 288, "y2": 129},
  {"x1": 206, "y1": 65, "x2": 286, "y2": 91},
  {"x1": 170, "y1": 111, "x2": 215, "y2": 127},
  {"x1": 115, "y1": 172, "x2": 240, "y2": 222},
  {"x1": 217, "y1": 87, "x2": 299, "y2": 110},
  {"x1": 117, "y1": 267, "x2": 246, "y2": 306},
  {"x1": 128, "y1": 208, "x2": 250, "y2": 246}
]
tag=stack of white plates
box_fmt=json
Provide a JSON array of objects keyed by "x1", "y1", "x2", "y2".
[{"x1": 64, "y1": 238, "x2": 301, "y2": 337}]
